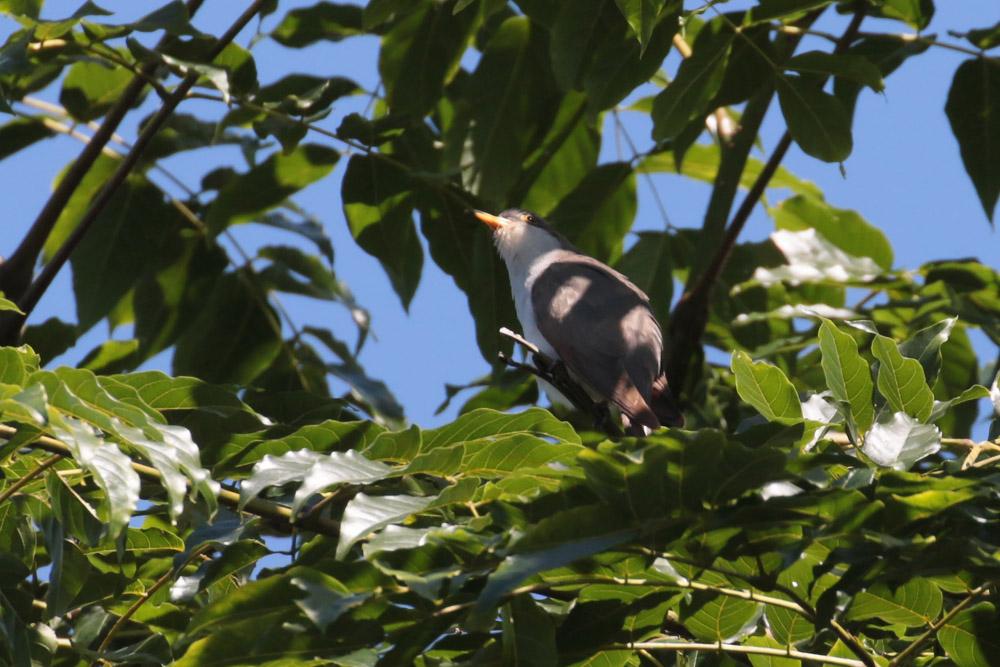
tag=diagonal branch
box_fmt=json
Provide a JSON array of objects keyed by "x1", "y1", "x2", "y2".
[
  {"x1": 0, "y1": 0, "x2": 205, "y2": 333},
  {"x1": 0, "y1": 0, "x2": 266, "y2": 344},
  {"x1": 666, "y1": 7, "x2": 868, "y2": 393}
]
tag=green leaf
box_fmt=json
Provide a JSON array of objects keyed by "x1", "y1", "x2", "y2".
[
  {"x1": 59, "y1": 60, "x2": 135, "y2": 122},
  {"x1": 240, "y1": 449, "x2": 393, "y2": 515},
  {"x1": 501, "y1": 595, "x2": 557, "y2": 667},
  {"x1": 867, "y1": 0, "x2": 934, "y2": 30},
  {"x1": 774, "y1": 195, "x2": 893, "y2": 271},
  {"x1": 417, "y1": 195, "x2": 519, "y2": 365},
  {"x1": 44, "y1": 154, "x2": 119, "y2": 262},
  {"x1": 50, "y1": 416, "x2": 139, "y2": 540},
  {"x1": 786, "y1": 51, "x2": 884, "y2": 91},
  {"x1": 337, "y1": 493, "x2": 433, "y2": 558},
  {"x1": 0, "y1": 117, "x2": 54, "y2": 162},
  {"x1": 861, "y1": 412, "x2": 940, "y2": 470},
  {"x1": 172, "y1": 271, "x2": 283, "y2": 386},
  {"x1": 270, "y1": 2, "x2": 363, "y2": 47},
  {"x1": 378, "y1": 0, "x2": 476, "y2": 117},
  {"x1": 897, "y1": 318, "x2": 955, "y2": 385},
  {"x1": 257, "y1": 74, "x2": 359, "y2": 117},
  {"x1": 613, "y1": 0, "x2": 669, "y2": 54},
  {"x1": 845, "y1": 577, "x2": 942, "y2": 627},
  {"x1": 549, "y1": 0, "x2": 604, "y2": 90},
  {"x1": 341, "y1": 154, "x2": 422, "y2": 310},
  {"x1": 939, "y1": 603, "x2": 1000, "y2": 667},
  {"x1": 290, "y1": 570, "x2": 372, "y2": 631},
  {"x1": 638, "y1": 143, "x2": 822, "y2": 199},
  {"x1": 71, "y1": 176, "x2": 185, "y2": 331},
  {"x1": 478, "y1": 530, "x2": 633, "y2": 613},
  {"x1": 518, "y1": 92, "x2": 599, "y2": 214},
  {"x1": 548, "y1": 162, "x2": 636, "y2": 263},
  {"x1": 582, "y1": 4, "x2": 677, "y2": 115},
  {"x1": 0, "y1": 346, "x2": 38, "y2": 385},
  {"x1": 945, "y1": 57, "x2": 1000, "y2": 223},
  {"x1": 651, "y1": 20, "x2": 732, "y2": 141},
  {"x1": 731, "y1": 350, "x2": 802, "y2": 424},
  {"x1": 753, "y1": 229, "x2": 882, "y2": 286},
  {"x1": 871, "y1": 335, "x2": 935, "y2": 421},
  {"x1": 464, "y1": 16, "x2": 555, "y2": 203},
  {"x1": 775, "y1": 74, "x2": 853, "y2": 163},
  {"x1": 818, "y1": 319, "x2": 875, "y2": 433},
  {"x1": 78, "y1": 339, "x2": 139, "y2": 374},
  {"x1": 966, "y1": 19, "x2": 1000, "y2": 50},
  {"x1": 205, "y1": 144, "x2": 340, "y2": 233},
  {"x1": 680, "y1": 591, "x2": 760, "y2": 642}
]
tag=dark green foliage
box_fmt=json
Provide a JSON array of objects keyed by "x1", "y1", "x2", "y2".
[{"x1": 0, "y1": 1, "x2": 998, "y2": 666}]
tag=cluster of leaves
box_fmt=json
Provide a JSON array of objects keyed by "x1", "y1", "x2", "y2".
[
  {"x1": 1, "y1": 0, "x2": 1000, "y2": 666},
  {"x1": 2, "y1": 325, "x2": 1000, "y2": 666}
]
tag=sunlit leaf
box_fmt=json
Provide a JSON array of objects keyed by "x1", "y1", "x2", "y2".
[{"x1": 731, "y1": 351, "x2": 802, "y2": 424}]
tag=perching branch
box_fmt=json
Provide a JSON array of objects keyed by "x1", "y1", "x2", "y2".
[
  {"x1": 498, "y1": 327, "x2": 624, "y2": 437},
  {"x1": 0, "y1": 0, "x2": 266, "y2": 344}
]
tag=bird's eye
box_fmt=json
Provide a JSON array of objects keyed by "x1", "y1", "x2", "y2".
[{"x1": 525, "y1": 214, "x2": 536, "y2": 224}]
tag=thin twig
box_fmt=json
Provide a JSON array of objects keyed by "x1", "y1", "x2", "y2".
[
  {"x1": 92, "y1": 544, "x2": 213, "y2": 662},
  {"x1": 621, "y1": 640, "x2": 866, "y2": 667},
  {"x1": 0, "y1": 453, "x2": 63, "y2": 504},
  {"x1": 3, "y1": 425, "x2": 341, "y2": 537},
  {"x1": 775, "y1": 24, "x2": 984, "y2": 58},
  {"x1": 887, "y1": 583, "x2": 992, "y2": 667}
]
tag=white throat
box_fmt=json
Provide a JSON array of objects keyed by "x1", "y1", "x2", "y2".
[{"x1": 493, "y1": 223, "x2": 565, "y2": 361}]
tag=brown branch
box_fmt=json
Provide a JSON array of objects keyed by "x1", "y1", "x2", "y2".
[
  {"x1": 91, "y1": 544, "x2": 213, "y2": 663},
  {"x1": 0, "y1": 0, "x2": 206, "y2": 343},
  {"x1": 498, "y1": 328, "x2": 624, "y2": 437},
  {"x1": 667, "y1": 7, "x2": 868, "y2": 392}
]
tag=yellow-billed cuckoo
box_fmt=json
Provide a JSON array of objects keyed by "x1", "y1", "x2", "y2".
[{"x1": 475, "y1": 209, "x2": 684, "y2": 435}]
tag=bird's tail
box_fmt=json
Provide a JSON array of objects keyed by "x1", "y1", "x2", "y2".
[{"x1": 650, "y1": 373, "x2": 685, "y2": 428}]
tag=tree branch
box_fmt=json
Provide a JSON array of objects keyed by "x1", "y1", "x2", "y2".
[
  {"x1": 666, "y1": 7, "x2": 867, "y2": 393},
  {"x1": 0, "y1": 0, "x2": 206, "y2": 343},
  {"x1": 0, "y1": 0, "x2": 263, "y2": 344},
  {"x1": 498, "y1": 327, "x2": 624, "y2": 437},
  {"x1": 92, "y1": 544, "x2": 213, "y2": 663}
]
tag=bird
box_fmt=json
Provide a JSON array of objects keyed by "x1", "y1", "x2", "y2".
[{"x1": 474, "y1": 208, "x2": 684, "y2": 435}]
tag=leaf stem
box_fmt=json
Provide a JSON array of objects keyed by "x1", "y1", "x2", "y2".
[
  {"x1": 0, "y1": 453, "x2": 63, "y2": 504},
  {"x1": 619, "y1": 640, "x2": 867, "y2": 667},
  {"x1": 4, "y1": 425, "x2": 341, "y2": 537},
  {"x1": 92, "y1": 544, "x2": 213, "y2": 662},
  {"x1": 887, "y1": 583, "x2": 992, "y2": 667}
]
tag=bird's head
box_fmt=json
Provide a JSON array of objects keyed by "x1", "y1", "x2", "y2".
[{"x1": 473, "y1": 209, "x2": 570, "y2": 267}]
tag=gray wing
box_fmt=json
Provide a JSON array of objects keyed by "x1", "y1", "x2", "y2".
[{"x1": 531, "y1": 254, "x2": 663, "y2": 429}]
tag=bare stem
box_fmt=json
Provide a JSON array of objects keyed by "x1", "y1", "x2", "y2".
[
  {"x1": 620, "y1": 640, "x2": 867, "y2": 667},
  {"x1": 0, "y1": 453, "x2": 63, "y2": 504}
]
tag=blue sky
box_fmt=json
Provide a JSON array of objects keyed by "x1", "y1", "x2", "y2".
[{"x1": 2, "y1": 1, "x2": 998, "y2": 431}]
